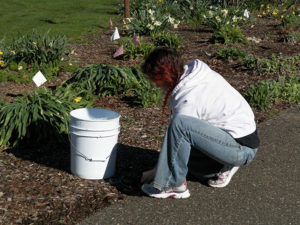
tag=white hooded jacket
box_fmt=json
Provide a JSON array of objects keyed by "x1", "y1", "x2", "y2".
[{"x1": 170, "y1": 59, "x2": 256, "y2": 139}]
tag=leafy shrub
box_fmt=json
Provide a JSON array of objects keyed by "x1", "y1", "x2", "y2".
[
  {"x1": 123, "y1": 0, "x2": 181, "y2": 35},
  {"x1": 0, "y1": 87, "x2": 93, "y2": 147},
  {"x1": 0, "y1": 30, "x2": 68, "y2": 79},
  {"x1": 212, "y1": 25, "x2": 247, "y2": 44},
  {"x1": 65, "y1": 64, "x2": 162, "y2": 107},
  {"x1": 151, "y1": 31, "x2": 183, "y2": 48},
  {"x1": 244, "y1": 76, "x2": 300, "y2": 111},
  {"x1": 117, "y1": 38, "x2": 154, "y2": 59},
  {"x1": 215, "y1": 47, "x2": 248, "y2": 60},
  {"x1": 241, "y1": 54, "x2": 300, "y2": 74}
]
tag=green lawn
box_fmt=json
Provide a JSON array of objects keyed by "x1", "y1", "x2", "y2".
[{"x1": 0, "y1": 0, "x2": 120, "y2": 42}]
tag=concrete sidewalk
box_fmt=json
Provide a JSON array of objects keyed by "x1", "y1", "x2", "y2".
[{"x1": 78, "y1": 105, "x2": 300, "y2": 225}]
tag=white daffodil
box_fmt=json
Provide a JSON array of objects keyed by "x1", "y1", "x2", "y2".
[
  {"x1": 216, "y1": 16, "x2": 221, "y2": 23},
  {"x1": 147, "y1": 24, "x2": 155, "y2": 30},
  {"x1": 18, "y1": 65, "x2": 23, "y2": 71},
  {"x1": 221, "y1": 9, "x2": 228, "y2": 15},
  {"x1": 168, "y1": 16, "x2": 175, "y2": 24},
  {"x1": 154, "y1": 21, "x2": 162, "y2": 26},
  {"x1": 190, "y1": 6, "x2": 194, "y2": 10},
  {"x1": 148, "y1": 9, "x2": 154, "y2": 15},
  {"x1": 208, "y1": 11, "x2": 213, "y2": 17},
  {"x1": 150, "y1": 15, "x2": 155, "y2": 21}
]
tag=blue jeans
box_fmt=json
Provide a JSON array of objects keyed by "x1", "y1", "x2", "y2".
[{"x1": 153, "y1": 115, "x2": 258, "y2": 191}]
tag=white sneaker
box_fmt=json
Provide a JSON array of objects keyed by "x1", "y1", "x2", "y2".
[
  {"x1": 141, "y1": 182, "x2": 190, "y2": 199},
  {"x1": 208, "y1": 166, "x2": 239, "y2": 188}
]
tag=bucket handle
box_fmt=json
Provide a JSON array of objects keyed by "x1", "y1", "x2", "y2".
[{"x1": 68, "y1": 134, "x2": 121, "y2": 162}]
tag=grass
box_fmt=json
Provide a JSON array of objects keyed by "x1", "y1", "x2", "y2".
[{"x1": 0, "y1": 0, "x2": 120, "y2": 43}]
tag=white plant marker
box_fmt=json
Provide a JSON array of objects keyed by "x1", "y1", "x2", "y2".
[
  {"x1": 110, "y1": 27, "x2": 120, "y2": 41},
  {"x1": 244, "y1": 9, "x2": 249, "y2": 18},
  {"x1": 32, "y1": 71, "x2": 47, "y2": 87}
]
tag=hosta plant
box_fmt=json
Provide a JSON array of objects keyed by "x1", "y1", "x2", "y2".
[{"x1": 0, "y1": 86, "x2": 93, "y2": 147}]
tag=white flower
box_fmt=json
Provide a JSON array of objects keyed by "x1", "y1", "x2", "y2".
[
  {"x1": 216, "y1": 16, "x2": 221, "y2": 23},
  {"x1": 173, "y1": 23, "x2": 179, "y2": 28},
  {"x1": 154, "y1": 21, "x2": 162, "y2": 26},
  {"x1": 18, "y1": 65, "x2": 23, "y2": 71},
  {"x1": 61, "y1": 57, "x2": 64, "y2": 61},
  {"x1": 148, "y1": 9, "x2": 154, "y2": 15},
  {"x1": 168, "y1": 16, "x2": 175, "y2": 24},
  {"x1": 190, "y1": 6, "x2": 194, "y2": 10},
  {"x1": 232, "y1": 16, "x2": 237, "y2": 23},
  {"x1": 221, "y1": 9, "x2": 228, "y2": 15},
  {"x1": 147, "y1": 24, "x2": 155, "y2": 30},
  {"x1": 49, "y1": 42, "x2": 53, "y2": 47},
  {"x1": 150, "y1": 15, "x2": 155, "y2": 21},
  {"x1": 208, "y1": 11, "x2": 213, "y2": 17},
  {"x1": 11, "y1": 50, "x2": 16, "y2": 55}
]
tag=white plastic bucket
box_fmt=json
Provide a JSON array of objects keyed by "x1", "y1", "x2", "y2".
[{"x1": 69, "y1": 108, "x2": 120, "y2": 180}]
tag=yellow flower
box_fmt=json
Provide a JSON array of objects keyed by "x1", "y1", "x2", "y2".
[
  {"x1": 292, "y1": 11, "x2": 295, "y2": 15},
  {"x1": 232, "y1": 16, "x2": 237, "y2": 22},
  {"x1": 0, "y1": 51, "x2": 3, "y2": 55},
  {"x1": 281, "y1": 15, "x2": 284, "y2": 19},
  {"x1": 257, "y1": 14, "x2": 262, "y2": 18},
  {"x1": 262, "y1": 11, "x2": 266, "y2": 15},
  {"x1": 74, "y1": 97, "x2": 82, "y2": 103},
  {"x1": 157, "y1": 0, "x2": 162, "y2": 3},
  {"x1": 272, "y1": 9, "x2": 279, "y2": 15},
  {"x1": 267, "y1": 5, "x2": 270, "y2": 9}
]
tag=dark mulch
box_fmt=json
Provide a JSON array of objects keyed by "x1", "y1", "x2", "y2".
[{"x1": 0, "y1": 17, "x2": 299, "y2": 224}]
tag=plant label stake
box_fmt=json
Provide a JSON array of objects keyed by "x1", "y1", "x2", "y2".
[
  {"x1": 111, "y1": 27, "x2": 120, "y2": 41},
  {"x1": 32, "y1": 71, "x2": 47, "y2": 87}
]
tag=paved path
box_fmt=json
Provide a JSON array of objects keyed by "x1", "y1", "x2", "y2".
[{"x1": 78, "y1": 105, "x2": 300, "y2": 225}]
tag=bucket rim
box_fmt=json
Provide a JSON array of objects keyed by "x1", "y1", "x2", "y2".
[{"x1": 70, "y1": 108, "x2": 120, "y2": 122}]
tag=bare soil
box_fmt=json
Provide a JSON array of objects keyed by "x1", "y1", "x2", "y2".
[{"x1": 0, "y1": 17, "x2": 299, "y2": 225}]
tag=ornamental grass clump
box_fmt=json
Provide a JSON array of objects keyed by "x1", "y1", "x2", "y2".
[
  {"x1": 0, "y1": 86, "x2": 93, "y2": 147},
  {"x1": 151, "y1": 31, "x2": 183, "y2": 49}
]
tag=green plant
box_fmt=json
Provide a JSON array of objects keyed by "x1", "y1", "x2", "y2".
[
  {"x1": 0, "y1": 87, "x2": 93, "y2": 147},
  {"x1": 241, "y1": 54, "x2": 300, "y2": 74},
  {"x1": 215, "y1": 47, "x2": 248, "y2": 60},
  {"x1": 123, "y1": 0, "x2": 181, "y2": 35},
  {"x1": 212, "y1": 25, "x2": 247, "y2": 44},
  {"x1": 151, "y1": 31, "x2": 183, "y2": 48},
  {"x1": 244, "y1": 76, "x2": 300, "y2": 111},
  {"x1": 117, "y1": 38, "x2": 154, "y2": 59},
  {"x1": 65, "y1": 64, "x2": 162, "y2": 107}
]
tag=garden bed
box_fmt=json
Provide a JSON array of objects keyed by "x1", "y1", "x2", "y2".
[{"x1": 0, "y1": 16, "x2": 299, "y2": 225}]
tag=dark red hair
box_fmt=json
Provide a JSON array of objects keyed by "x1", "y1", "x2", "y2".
[{"x1": 141, "y1": 47, "x2": 184, "y2": 114}]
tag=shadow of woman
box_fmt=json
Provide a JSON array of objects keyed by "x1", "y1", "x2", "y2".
[{"x1": 110, "y1": 145, "x2": 224, "y2": 196}]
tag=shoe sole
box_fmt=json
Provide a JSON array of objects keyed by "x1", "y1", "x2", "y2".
[
  {"x1": 142, "y1": 185, "x2": 191, "y2": 199},
  {"x1": 208, "y1": 166, "x2": 239, "y2": 188}
]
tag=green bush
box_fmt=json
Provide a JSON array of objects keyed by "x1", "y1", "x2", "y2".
[
  {"x1": 215, "y1": 47, "x2": 248, "y2": 60},
  {"x1": 212, "y1": 25, "x2": 247, "y2": 44},
  {"x1": 0, "y1": 30, "x2": 68, "y2": 79},
  {"x1": 65, "y1": 64, "x2": 162, "y2": 107},
  {"x1": 0, "y1": 86, "x2": 93, "y2": 147},
  {"x1": 244, "y1": 76, "x2": 300, "y2": 111},
  {"x1": 241, "y1": 54, "x2": 300, "y2": 74},
  {"x1": 117, "y1": 38, "x2": 154, "y2": 59},
  {"x1": 151, "y1": 31, "x2": 183, "y2": 48}
]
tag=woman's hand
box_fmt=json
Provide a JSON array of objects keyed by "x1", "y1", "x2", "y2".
[{"x1": 140, "y1": 167, "x2": 156, "y2": 184}]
